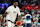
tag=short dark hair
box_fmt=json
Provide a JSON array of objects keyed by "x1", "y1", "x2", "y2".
[{"x1": 13, "y1": 1, "x2": 18, "y2": 3}]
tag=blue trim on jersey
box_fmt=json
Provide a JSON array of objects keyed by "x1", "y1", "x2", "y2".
[{"x1": 26, "y1": 16, "x2": 31, "y2": 20}]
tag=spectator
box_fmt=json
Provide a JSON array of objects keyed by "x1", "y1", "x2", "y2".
[
  {"x1": 25, "y1": 5, "x2": 30, "y2": 10},
  {"x1": 21, "y1": 7, "x2": 25, "y2": 12},
  {"x1": 34, "y1": 5, "x2": 38, "y2": 10},
  {"x1": 25, "y1": 9, "x2": 28, "y2": 14},
  {"x1": 30, "y1": 5, "x2": 33, "y2": 10},
  {"x1": 1, "y1": 6, "x2": 6, "y2": 14}
]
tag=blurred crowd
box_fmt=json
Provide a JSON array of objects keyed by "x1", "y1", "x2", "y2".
[{"x1": 0, "y1": 0, "x2": 40, "y2": 27}]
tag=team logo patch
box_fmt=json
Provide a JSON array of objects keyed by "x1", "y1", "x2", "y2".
[{"x1": 13, "y1": 11, "x2": 16, "y2": 13}]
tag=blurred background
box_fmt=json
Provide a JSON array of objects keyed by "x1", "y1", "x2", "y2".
[{"x1": 0, "y1": 0, "x2": 40, "y2": 27}]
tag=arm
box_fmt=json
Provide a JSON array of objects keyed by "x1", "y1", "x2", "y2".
[
  {"x1": 17, "y1": 7, "x2": 21, "y2": 20},
  {"x1": 3, "y1": 7, "x2": 10, "y2": 18},
  {"x1": 18, "y1": 15, "x2": 21, "y2": 19},
  {"x1": 3, "y1": 12, "x2": 8, "y2": 18}
]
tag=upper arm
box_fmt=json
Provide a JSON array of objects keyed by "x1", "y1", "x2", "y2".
[
  {"x1": 17, "y1": 8, "x2": 21, "y2": 16},
  {"x1": 3, "y1": 7, "x2": 11, "y2": 17},
  {"x1": 6, "y1": 7, "x2": 11, "y2": 13}
]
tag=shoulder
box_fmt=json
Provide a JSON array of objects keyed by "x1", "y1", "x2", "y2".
[
  {"x1": 26, "y1": 14, "x2": 30, "y2": 15},
  {"x1": 25, "y1": 14, "x2": 31, "y2": 16},
  {"x1": 17, "y1": 6, "x2": 20, "y2": 9},
  {"x1": 17, "y1": 6, "x2": 20, "y2": 10},
  {"x1": 8, "y1": 5, "x2": 13, "y2": 8},
  {"x1": 17, "y1": 6, "x2": 19, "y2": 8}
]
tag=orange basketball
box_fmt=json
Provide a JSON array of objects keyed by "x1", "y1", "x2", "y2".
[{"x1": 16, "y1": 21, "x2": 21, "y2": 26}]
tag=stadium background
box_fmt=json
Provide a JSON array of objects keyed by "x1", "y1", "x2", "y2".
[{"x1": 0, "y1": 0, "x2": 40, "y2": 27}]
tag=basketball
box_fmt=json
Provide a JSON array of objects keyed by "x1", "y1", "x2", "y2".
[{"x1": 16, "y1": 21, "x2": 21, "y2": 26}]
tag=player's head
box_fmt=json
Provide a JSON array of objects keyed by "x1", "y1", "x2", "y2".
[
  {"x1": 27, "y1": 12, "x2": 29, "y2": 14},
  {"x1": 13, "y1": 1, "x2": 18, "y2": 6}
]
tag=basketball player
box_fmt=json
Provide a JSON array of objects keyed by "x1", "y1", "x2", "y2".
[
  {"x1": 25, "y1": 12, "x2": 32, "y2": 27},
  {"x1": 3, "y1": 1, "x2": 21, "y2": 27}
]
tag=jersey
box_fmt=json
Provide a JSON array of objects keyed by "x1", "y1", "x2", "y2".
[
  {"x1": 6, "y1": 5, "x2": 21, "y2": 22},
  {"x1": 25, "y1": 14, "x2": 32, "y2": 23}
]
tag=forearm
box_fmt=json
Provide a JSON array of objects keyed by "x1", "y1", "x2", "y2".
[{"x1": 3, "y1": 12, "x2": 7, "y2": 18}]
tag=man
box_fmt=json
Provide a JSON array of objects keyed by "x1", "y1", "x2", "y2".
[
  {"x1": 33, "y1": 16, "x2": 38, "y2": 27},
  {"x1": 3, "y1": 1, "x2": 21, "y2": 27},
  {"x1": 37, "y1": 14, "x2": 40, "y2": 27},
  {"x1": 25, "y1": 12, "x2": 32, "y2": 27}
]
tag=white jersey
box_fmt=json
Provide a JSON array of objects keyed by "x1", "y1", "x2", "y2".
[
  {"x1": 25, "y1": 14, "x2": 32, "y2": 23},
  {"x1": 6, "y1": 5, "x2": 21, "y2": 22}
]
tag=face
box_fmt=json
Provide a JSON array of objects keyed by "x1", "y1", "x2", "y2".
[
  {"x1": 14, "y1": 2, "x2": 18, "y2": 6},
  {"x1": 27, "y1": 12, "x2": 29, "y2": 14}
]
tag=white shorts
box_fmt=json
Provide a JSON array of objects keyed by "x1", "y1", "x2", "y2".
[{"x1": 6, "y1": 20, "x2": 15, "y2": 27}]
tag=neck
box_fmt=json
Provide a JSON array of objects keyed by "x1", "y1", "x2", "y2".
[{"x1": 14, "y1": 5, "x2": 16, "y2": 8}]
